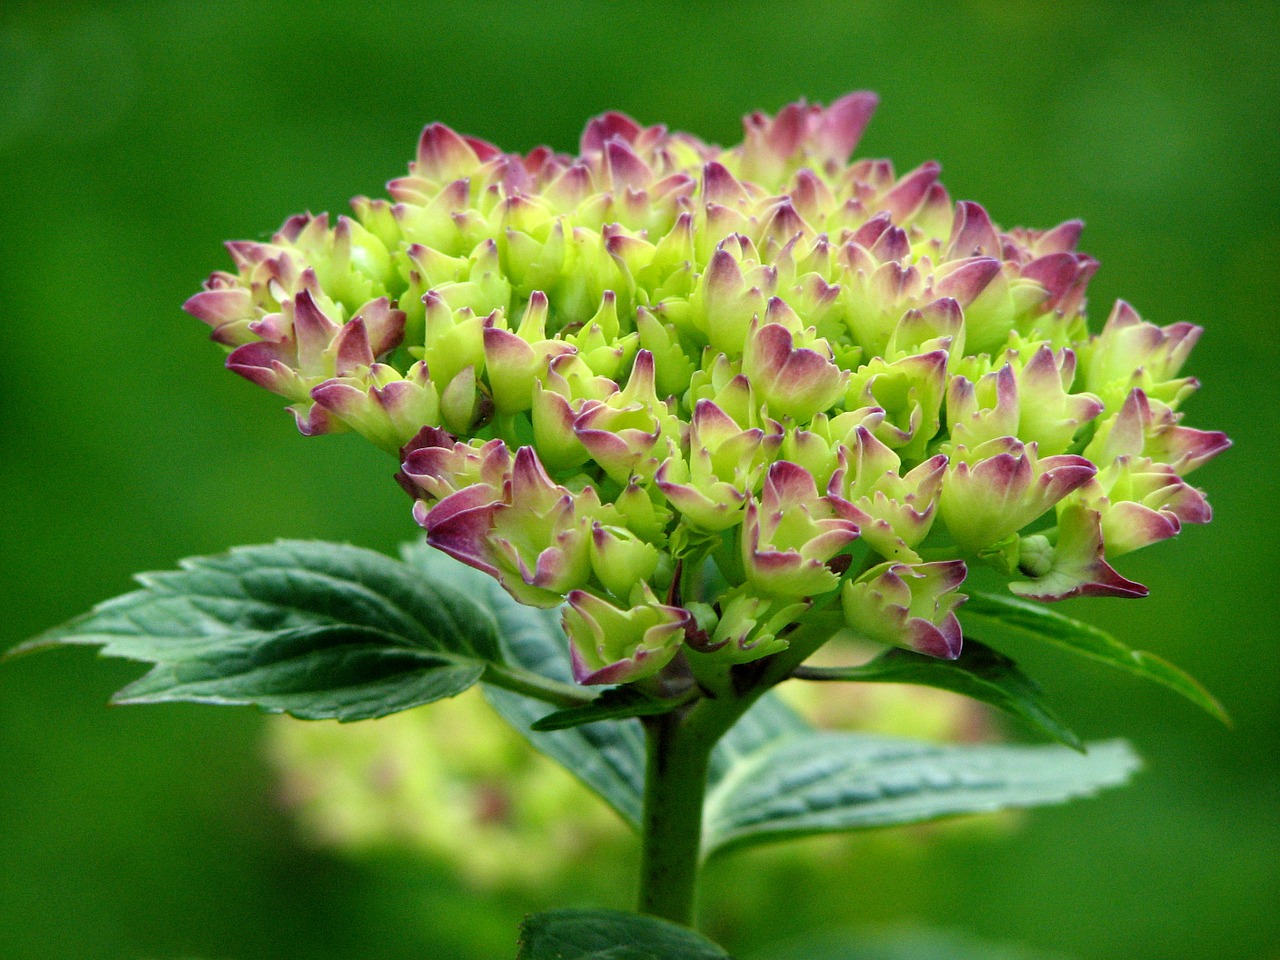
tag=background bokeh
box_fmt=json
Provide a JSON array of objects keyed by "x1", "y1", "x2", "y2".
[{"x1": 1, "y1": 1, "x2": 1276, "y2": 957}]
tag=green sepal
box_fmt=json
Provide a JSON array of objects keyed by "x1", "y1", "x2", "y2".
[
  {"x1": 669, "y1": 524, "x2": 724, "y2": 563},
  {"x1": 962, "y1": 591, "x2": 1229, "y2": 725},
  {"x1": 976, "y1": 533, "x2": 1021, "y2": 575}
]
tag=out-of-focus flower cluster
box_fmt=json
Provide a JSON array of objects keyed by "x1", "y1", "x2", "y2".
[
  {"x1": 269, "y1": 689, "x2": 624, "y2": 888},
  {"x1": 187, "y1": 93, "x2": 1228, "y2": 685},
  {"x1": 268, "y1": 677, "x2": 996, "y2": 891}
]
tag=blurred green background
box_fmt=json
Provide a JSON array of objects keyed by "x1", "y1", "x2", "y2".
[{"x1": 1, "y1": 0, "x2": 1276, "y2": 957}]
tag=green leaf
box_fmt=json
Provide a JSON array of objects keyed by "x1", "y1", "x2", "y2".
[
  {"x1": 20, "y1": 540, "x2": 504, "y2": 721},
  {"x1": 702, "y1": 734, "x2": 1139, "y2": 857},
  {"x1": 797, "y1": 640, "x2": 1082, "y2": 750},
  {"x1": 402, "y1": 539, "x2": 813, "y2": 828},
  {"x1": 962, "y1": 591, "x2": 1229, "y2": 725},
  {"x1": 532, "y1": 687, "x2": 679, "y2": 731},
  {"x1": 112, "y1": 624, "x2": 483, "y2": 719},
  {"x1": 516, "y1": 909, "x2": 730, "y2": 960}
]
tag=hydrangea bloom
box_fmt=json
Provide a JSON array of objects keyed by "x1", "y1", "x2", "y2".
[{"x1": 186, "y1": 93, "x2": 1228, "y2": 686}]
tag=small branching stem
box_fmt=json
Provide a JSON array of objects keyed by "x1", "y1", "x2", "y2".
[{"x1": 481, "y1": 664, "x2": 595, "y2": 708}]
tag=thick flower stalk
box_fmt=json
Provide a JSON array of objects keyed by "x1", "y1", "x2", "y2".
[{"x1": 186, "y1": 92, "x2": 1228, "y2": 685}]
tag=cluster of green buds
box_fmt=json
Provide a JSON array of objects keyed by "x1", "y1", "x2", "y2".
[{"x1": 187, "y1": 93, "x2": 1227, "y2": 687}]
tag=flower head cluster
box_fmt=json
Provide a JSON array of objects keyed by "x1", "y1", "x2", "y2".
[{"x1": 187, "y1": 93, "x2": 1228, "y2": 686}]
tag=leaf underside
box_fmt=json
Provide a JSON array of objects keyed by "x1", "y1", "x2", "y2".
[
  {"x1": 702, "y1": 732, "x2": 1139, "y2": 857},
  {"x1": 531, "y1": 686, "x2": 677, "y2": 731}
]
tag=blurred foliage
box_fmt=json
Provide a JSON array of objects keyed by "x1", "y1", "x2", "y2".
[
  {"x1": 753, "y1": 927, "x2": 1074, "y2": 960},
  {"x1": 0, "y1": 1, "x2": 1276, "y2": 958}
]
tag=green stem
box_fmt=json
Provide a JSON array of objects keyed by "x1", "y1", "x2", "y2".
[
  {"x1": 636, "y1": 691, "x2": 763, "y2": 926},
  {"x1": 637, "y1": 708, "x2": 711, "y2": 927},
  {"x1": 636, "y1": 615, "x2": 844, "y2": 927},
  {"x1": 480, "y1": 663, "x2": 594, "y2": 708},
  {"x1": 758, "y1": 616, "x2": 844, "y2": 688}
]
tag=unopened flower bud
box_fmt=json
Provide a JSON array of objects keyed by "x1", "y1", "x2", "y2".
[
  {"x1": 564, "y1": 586, "x2": 691, "y2": 685},
  {"x1": 842, "y1": 560, "x2": 968, "y2": 659}
]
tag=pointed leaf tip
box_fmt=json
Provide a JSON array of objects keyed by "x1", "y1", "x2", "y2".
[
  {"x1": 962, "y1": 591, "x2": 1230, "y2": 725},
  {"x1": 29, "y1": 540, "x2": 510, "y2": 722}
]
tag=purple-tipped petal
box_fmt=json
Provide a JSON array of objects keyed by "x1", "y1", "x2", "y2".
[
  {"x1": 947, "y1": 201, "x2": 1001, "y2": 259},
  {"x1": 356, "y1": 298, "x2": 407, "y2": 356},
  {"x1": 226, "y1": 342, "x2": 297, "y2": 395},
  {"x1": 291, "y1": 290, "x2": 340, "y2": 371},
  {"x1": 850, "y1": 211, "x2": 892, "y2": 250},
  {"x1": 1012, "y1": 506, "x2": 1148, "y2": 601},
  {"x1": 934, "y1": 257, "x2": 1001, "y2": 306},
  {"x1": 879, "y1": 161, "x2": 942, "y2": 221},
  {"x1": 701, "y1": 160, "x2": 747, "y2": 206},
  {"x1": 421, "y1": 493, "x2": 502, "y2": 578},
  {"x1": 908, "y1": 614, "x2": 964, "y2": 660},
  {"x1": 761, "y1": 199, "x2": 808, "y2": 244},
  {"x1": 869, "y1": 224, "x2": 910, "y2": 264},
  {"x1": 815, "y1": 91, "x2": 879, "y2": 163},
  {"x1": 1037, "y1": 219, "x2": 1085, "y2": 254},
  {"x1": 581, "y1": 111, "x2": 643, "y2": 153},
  {"x1": 605, "y1": 136, "x2": 652, "y2": 190},
  {"x1": 183, "y1": 288, "x2": 253, "y2": 329},
  {"x1": 842, "y1": 560, "x2": 968, "y2": 659},
  {"x1": 332, "y1": 318, "x2": 373, "y2": 375},
  {"x1": 416, "y1": 122, "x2": 481, "y2": 180}
]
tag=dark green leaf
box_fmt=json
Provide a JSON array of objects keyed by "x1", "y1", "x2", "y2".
[
  {"x1": 112, "y1": 625, "x2": 483, "y2": 720},
  {"x1": 21, "y1": 541, "x2": 503, "y2": 721},
  {"x1": 702, "y1": 734, "x2": 1139, "y2": 857},
  {"x1": 532, "y1": 686, "x2": 679, "y2": 731},
  {"x1": 798, "y1": 640, "x2": 1082, "y2": 750},
  {"x1": 962, "y1": 592, "x2": 1229, "y2": 725},
  {"x1": 516, "y1": 909, "x2": 730, "y2": 960}
]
